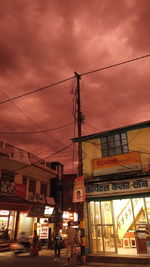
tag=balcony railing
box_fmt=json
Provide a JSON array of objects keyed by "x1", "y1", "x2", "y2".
[{"x1": 0, "y1": 141, "x2": 55, "y2": 173}]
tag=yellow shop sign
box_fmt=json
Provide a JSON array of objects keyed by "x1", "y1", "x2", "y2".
[{"x1": 92, "y1": 151, "x2": 142, "y2": 176}]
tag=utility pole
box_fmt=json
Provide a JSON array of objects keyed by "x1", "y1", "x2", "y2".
[
  {"x1": 74, "y1": 72, "x2": 86, "y2": 264},
  {"x1": 74, "y1": 72, "x2": 83, "y2": 177}
]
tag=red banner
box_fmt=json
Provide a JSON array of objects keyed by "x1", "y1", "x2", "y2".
[{"x1": 14, "y1": 183, "x2": 26, "y2": 198}]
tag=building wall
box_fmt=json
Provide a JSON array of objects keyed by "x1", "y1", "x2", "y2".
[
  {"x1": 128, "y1": 127, "x2": 150, "y2": 172},
  {"x1": 82, "y1": 126, "x2": 150, "y2": 178},
  {"x1": 82, "y1": 138, "x2": 101, "y2": 178},
  {"x1": 0, "y1": 157, "x2": 54, "y2": 200}
]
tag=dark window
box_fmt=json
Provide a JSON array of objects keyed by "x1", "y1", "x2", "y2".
[
  {"x1": 101, "y1": 132, "x2": 128, "y2": 157},
  {"x1": 40, "y1": 183, "x2": 47, "y2": 196},
  {"x1": 29, "y1": 179, "x2": 36, "y2": 193},
  {"x1": 23, "y1": 176, "x2": 27, "y2": 185},
  {"x1": 1, "y1": 170, "x2": 14, "y2": 182}
]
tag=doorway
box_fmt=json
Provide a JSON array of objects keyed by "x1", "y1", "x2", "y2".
[{"x1": 89, "y1": 197, "x2": 150, "y2": 254}]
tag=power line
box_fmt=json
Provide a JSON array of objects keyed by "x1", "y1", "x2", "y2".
[
  {"x1": 0, "y1": 75, "x2": 75, "y2": 105},
  {"x1": 0, "y1": 88, "x2": 69, "y2": 148},
  {"x1": 0, "y1": 122, "x2": 74, "y2": 135},
  {"x1": 84, "y1": 121, "x2": 100, "y2": 132},
  {"x1": 129, "y1": 149, "x2": 150, "y2": 154},
  {"x1": 0, "y1": 54, "x2": 150, "y2": 106},
  {"x1": 81, "y1": 54, "x2": 150, "y2": 77}
]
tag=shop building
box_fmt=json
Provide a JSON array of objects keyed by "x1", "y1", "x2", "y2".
[
  {"x1": 73, "y1": 120, "x2": 150, "y2": 255},
  {"x1": 0, "y1": 141, "x2": 57, "y2": 244}
]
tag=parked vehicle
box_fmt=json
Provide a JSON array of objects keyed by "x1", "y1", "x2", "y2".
[{"x1": 10, "y1": 242, "x2": 31, "y2": 256}]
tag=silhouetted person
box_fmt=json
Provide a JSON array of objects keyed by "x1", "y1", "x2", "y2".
[{"x1": 53, "y1": 229, "x2": 62, "y2": 262}]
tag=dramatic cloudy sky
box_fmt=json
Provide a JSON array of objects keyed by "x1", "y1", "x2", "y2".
[{"x1": 0, "y1": 0, "x2": 150, "y2": 173}]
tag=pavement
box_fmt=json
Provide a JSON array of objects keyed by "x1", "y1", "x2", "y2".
[{"x1": 0, "y1": 249, "x2": 150, "y2": 267}]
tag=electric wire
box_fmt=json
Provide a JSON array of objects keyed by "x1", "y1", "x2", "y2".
[
  {"x1": 0, "y1": 54, "x2": 150, "y2": 106},
  {"x1": 0, "y1": 88, "x2": 69, "y2": 150},
  {"x1": 80, "y1": 54, "x2": 150, "y2": 77},
  {"x1": 0, "y1": 89, "x2": 75, "y2": 175},
  {"x1": 0, "y1": 122, "x2": 74, "y2": 134},
  {"x1": 85, "y1": 121, "x2": 100, "y2": 132},
  {"x1": 0, "y1": 75, "x2": 75, "y2": 105}
]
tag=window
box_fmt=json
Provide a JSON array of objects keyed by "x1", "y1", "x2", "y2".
[
  {"x1": 101, "y1": 132, "x2": 128, "y2": 157},
  {"x1": 40, "y1": 183, "x2": 47, "y2": 196},
  {"x1": 23, "y1": 176, "x2": 27, "y2": 185},
  {"x1": 1, "y1": 170, "x2": 14, "y2": 182},
  {"x1": 29, "y1": 179, "x2": 36, "y2": 193}
]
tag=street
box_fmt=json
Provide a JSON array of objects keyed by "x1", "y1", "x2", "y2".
[{"x1": 0, "y1": 249, "x2": 148, "y2": 267}]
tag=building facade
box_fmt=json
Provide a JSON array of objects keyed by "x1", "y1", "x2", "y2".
[
  {"x1": 0, "y1": 141, "x2": 56, "y2": 244},
  {"x1": 74, "y1": 120, "x2": 150, "y2": 255}
]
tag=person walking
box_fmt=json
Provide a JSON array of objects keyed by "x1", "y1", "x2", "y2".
[
  {"x1": 66, "y1": 221, "x2": 78, "y2": 266},
  {"x1": 31, "y1": 230, "x2": 41, "y2": 256},
  {"x1": 53, "y1": 229, "x2": 62, "y2": 262}
]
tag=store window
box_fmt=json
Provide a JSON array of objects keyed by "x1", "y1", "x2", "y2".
[
  {"x1": 101, "y1": 132, "x2": 128, "y2": 157},
  {"x1": 0, "y1": 210, "x2": 17, "y2": 241}
]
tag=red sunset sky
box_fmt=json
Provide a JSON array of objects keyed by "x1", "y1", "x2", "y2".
[{"x1": 0, "y1": 0, "x2": 150, "y2": 174}]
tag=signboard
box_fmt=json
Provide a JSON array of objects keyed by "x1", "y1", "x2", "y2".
[
  {"x1": 0, "y1": 210, "x2": 9, "y2": 216},
  {"x1": 62, "y1": 211, "x2": 70, "y2": 219},
  {"x1": 44, "y1": 206, "x2": 54, "y2": 216},
  {"x1": 69, "y1": 212, "x2": 74, "y2": 221},
  {"x1": 39, "y1": 223, "x2": 49, "y2": 239},
  {"x1": 62, "y1": 211, "x2": 78, "y2": 222},
  {"x1": 28, "y1": 206, "x2": 45, "y2": 217},
  {"x1": 1, "y1": 182, "x2": 26, "y2": 198},
  {"x1": 14, "y1": 183, "x2": 26, "y2": 198},
  {"x1": 86, "y1": 178, "x2": 150, "y2": 198},
  {"x1": 72, "y1": 176, "x2": 86, "y2": 203},
  {"x1": 92, "y1": 151, "x2": 142, "y2": 176}
]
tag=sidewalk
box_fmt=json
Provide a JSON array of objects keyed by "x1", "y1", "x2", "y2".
[{"x1": 0, "y1": 249, "x2": 149, "y2": 266}]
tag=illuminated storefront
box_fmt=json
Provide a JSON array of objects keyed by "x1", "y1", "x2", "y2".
[
  {"x1": 86, "y1": 178, "x2": 150, "y2": 254},
  {"x1": 0, "y1": 210, "x2": 17, "y2": 241}
]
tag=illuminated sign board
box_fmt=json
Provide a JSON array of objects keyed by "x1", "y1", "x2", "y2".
[
  {"x1": 44, "y1": 206, "x2": 54, "y2": 215},
  {"x1": 0, "y1": 210, "x2": 9, "y2": 216},
  {"x1": 62, "y1": 211, "x2": 78, "y2": 221}
]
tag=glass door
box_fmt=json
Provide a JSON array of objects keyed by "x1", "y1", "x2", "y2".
[
  {"x1": 101, "y1": 201, "x2": 116, "y2": 252},
  {"x1": 89, "y1": 201, "x2": 117, "y2": 253}
]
